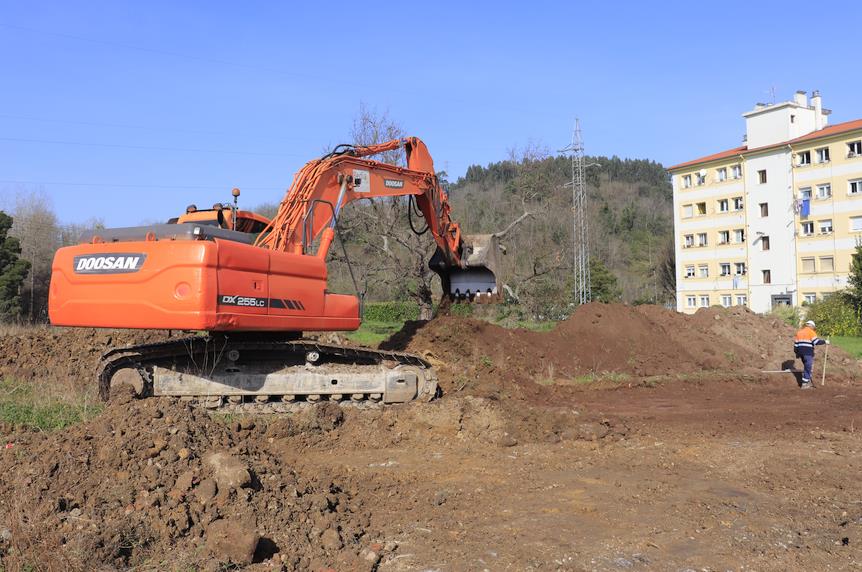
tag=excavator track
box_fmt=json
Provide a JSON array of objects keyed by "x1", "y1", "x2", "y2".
[{"x1": 98, "y1": 335, "x2": 438, "y2": 410}]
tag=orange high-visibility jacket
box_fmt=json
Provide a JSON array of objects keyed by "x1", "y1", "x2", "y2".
[{"x1": 794, "y1": 326, "x2": 825, "y2": 356}]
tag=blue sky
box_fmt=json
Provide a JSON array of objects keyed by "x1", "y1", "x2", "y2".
[{"x1": 1, "y1": 0, "x2": 861, "y2": 226}]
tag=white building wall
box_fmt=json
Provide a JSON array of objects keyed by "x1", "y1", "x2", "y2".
[{"x1": 744, "y1": 149, "x2": 798, "y2": 312}]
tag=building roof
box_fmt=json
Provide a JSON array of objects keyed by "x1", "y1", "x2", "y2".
[{"x1": 668, "y1": 118, "x2": 862, "y2": 172}]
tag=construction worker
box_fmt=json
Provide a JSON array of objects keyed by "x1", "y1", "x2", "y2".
[{"x1": 793, "y1": 320, "x2": 829, "y2": 389}]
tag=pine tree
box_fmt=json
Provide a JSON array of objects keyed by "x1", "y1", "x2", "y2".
[
  {"x1": 589, "y1": 257, "x2": 622, "y2": 303},
  {"x1": 0, "y1": 211, "x2": 31, "y2": 321}
]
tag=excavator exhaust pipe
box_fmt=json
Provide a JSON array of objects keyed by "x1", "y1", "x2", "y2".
[{"x1": 431, "y1": 234, "x2": 504, "y2": 302}]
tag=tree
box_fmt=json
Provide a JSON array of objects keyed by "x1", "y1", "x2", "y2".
[
  {"x1": 657, "y1": 236, "x2": 676, "y2": 304},
  {"x1": 0, "y1": 211, "x2": 31, "y2": 321},
  {"x1": 589, "y1": 257, "x2": 622, "y2": 303},
  {"x1": 10, "y1": 190, "x2": 60, "y2": 322},
  {"x1": 332, "y1": 103, "x2": 440, "y2": 319},
  {"x1": 847, "y1": 241, "x2": 862, "y2": 311}
]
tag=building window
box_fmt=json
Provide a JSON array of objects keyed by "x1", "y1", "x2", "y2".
[
  {"x1": 760, "y1": 202, "x2": 769, "y2": 217},
  {"x1": 720, "y1": 263, "x2": 731, "y2": 276},
  {"x1": 799, "y1": 187, "x2": 812, "y2": 200},
  {"x1": 685, "y1": 265, "x2": 695, "y2": 278},
  {"x1": 718, "y1": 230, "x2": 730, "y2": 244},
  {"x1": 820, "y1": 256, "x2": 834, "y2": 272},
  {"x1": 686, "y1": 296, "x2": 696, "y2": 308},
  {"x1": 699, "y1": 295, "x2": 710, "y2": 308},
  {"x1": 758, "y1": 170, "x2": 767, "y2": 184},
  {"x1": 801, "y1": 221, "x2": 814, "y2": 235},
  {"x1": 735, "y1": 262, "x2": 746, "y2": 275},
  {"x1": 682, "y1": 174, "x2": 692, "y2": 188},
  {"x1": 852, "y1": 216, "x2": 862, "y2": 232},
  {"x1": 736, "y1": 295, "x2": 747, "y2": 306},
  {"x1": 803, "y1": 293, "x2": 817, "y2": 305},
  {"x1": 849, "y1": 179, "x2": 862, "y2": 195},
  {"x1": 718, "y1": 199, "x2": 729, "y2": 212},
  {"x1": 684, "y1": 234, "x2": 694, "y2": 247},
  {"x1": 682, "y1": 204, "x2": 693, "y2": 218},
  {"x1": 817, "y1": 184, "x2": 832, "y2": 199},
  {"x1": 733, "y1": 197, "x2": 744, "y2": 210},
  {"x1": 696, "y1": 172, "x2": 706, "y2": 186},
  {"x1": 697, "y1": 233, "x2": 708, "y2": 247},
  {"x1": 732, "y1": 165, "x2": 742, "y2": 179},
  {"x1": 848, "y1": 140, "x2": 862, "y2": 158},
  {"x1": 801, "y1": 257, "x2": 815, "y2": 273},
  {"x1": 734, "y1": 229, "x2": 745, "y2": 243},
  {"x1": 761, "y1": 236, "x2": 770, "y2": 251},
  {"x1": 816, "y1": 147, "x2": 830, "y2": 163},
  {"x1": 698, "y1": 264, "x2": 709, "y2": 278},
  {"x1": 797, "y1": 151, "x2": 811, "y2": 166},
  {"x1": 819, "y1": 219, "x2": 833, "y2": 234},
  {"x1": 790, "y1": 114, "x2": 796, "y2": 124},
  {"x1": 762, "y1": 269, "x2": 771, "y2": 284},
  {"x1": 717, "y1": 168, "x2": 727, "y2": 182},
  {"x1": 696, "y1": 202, "x2": 707, "y2": 215},
  {"x1": 721, "y1": 295, "x2": 732, "y2": 307}
]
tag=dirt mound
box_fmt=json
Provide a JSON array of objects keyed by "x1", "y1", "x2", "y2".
[
  {"x1": 0, "y1": 388, "x2": 626, "y2": 570},
  {"x1": 0, "y1": 326, "x2": 172, "y2": 384},
  {"x1": 383, "y1": 303, "x2": 860, "y2": 398},
  {"x1": 0, "y1": 392, "x2": 383, "y2": 571}
]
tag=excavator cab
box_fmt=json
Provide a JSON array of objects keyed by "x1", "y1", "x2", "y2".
[{"x1": 172, "y1": 204, "x2": 270, "y2": 235}]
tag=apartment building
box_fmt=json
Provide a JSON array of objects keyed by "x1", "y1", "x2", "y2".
[{"x1": 669, "y1": 90, "x2": 862, "y2": 314}]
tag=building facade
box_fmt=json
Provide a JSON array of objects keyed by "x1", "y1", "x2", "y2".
[{"x1": 669, "y1": 91, "x2": 862, "y2": 314}]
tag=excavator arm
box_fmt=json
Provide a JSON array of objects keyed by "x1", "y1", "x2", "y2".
[{"x1": 256, "y1": 137, "x2": 501, "y2": 299}]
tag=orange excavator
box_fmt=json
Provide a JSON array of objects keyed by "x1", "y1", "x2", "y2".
[{"x1": 49, "y1": 137, "x2": 502, "y2": 408}]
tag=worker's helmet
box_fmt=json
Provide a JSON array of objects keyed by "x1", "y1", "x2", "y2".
[{"x1": 805, "y1": 320, "x2": 816, "y2": 327}]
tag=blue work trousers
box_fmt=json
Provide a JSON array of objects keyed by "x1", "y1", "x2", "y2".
[{"x1": 800, "y1": 354, "x2": 815, "y2": 383}]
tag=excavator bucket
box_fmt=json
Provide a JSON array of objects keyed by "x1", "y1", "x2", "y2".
[{"x1": 432, "y1": 234, "x2": 504, "y2": 301}]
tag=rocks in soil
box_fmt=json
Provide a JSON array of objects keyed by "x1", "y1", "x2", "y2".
[
  {"x1": 203, "y1": 451, "x2": 252, "y2": 490},
  {"x1": 205, "y1": 517, "x2": 260, "y2": 565}
]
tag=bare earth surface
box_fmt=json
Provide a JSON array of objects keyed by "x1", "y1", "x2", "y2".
[{"x1": 1, "y1": 304, "x2": 861, "y2": 571}]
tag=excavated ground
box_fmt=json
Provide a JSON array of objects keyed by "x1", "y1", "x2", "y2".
[{"x1": 1, "y1": 304, "x2": 861, "y2": 571}]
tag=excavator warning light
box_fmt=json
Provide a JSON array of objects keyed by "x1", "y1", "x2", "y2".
[
  {"x1": 186, "y1": 204, "x2": 197, "y2": 214},
  {"x1": 232, "y1": 188, "x2": 241, "y2": 198}
]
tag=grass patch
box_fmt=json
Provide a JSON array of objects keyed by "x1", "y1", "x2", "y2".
[
  {"x1": 508, "y1": 320, "x2": 557, "y2": 332},
  {"x1": 571, "y1": 372, "x2": 631, "y2": 384},
  {"x1": 831, "y1": 336, "x2": 862, "y2": 358},
  {"x1": 346, "y1": 320, "x2": 406, "y2": 346},
  {"x1": 0, "y1": 378, "x2": 102, "y2": 432}
]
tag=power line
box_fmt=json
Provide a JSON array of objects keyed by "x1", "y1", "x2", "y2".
[
  {"x1": 0, "y1": 112, "x2": 310, "y2": 142},
  {"x1": 0, "y1": 179, "x2": 284, "y2": 191},
  {"x1": 0, "y1": 136, "x2": 301, "y2": 157},
  {"x1": 0, "y1": 112, "x2": 229, "y2": 136}
]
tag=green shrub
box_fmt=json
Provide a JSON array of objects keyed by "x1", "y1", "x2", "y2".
[
  {"x1": 362, "y1": 301, "x2": 420, "y2": 322},
  {"x1": 804, "y1": 293, "x2": 862, "y2": 336},
  {"x1": 769, "y1": 304, "x2": 801, "y2": 327},
  {"x1": 448, "y1": 303, "x2": 474, "y2": 317}
]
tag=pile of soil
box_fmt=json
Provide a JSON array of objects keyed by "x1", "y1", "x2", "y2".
[
  {"x1": 382, "y1": 303, "x2": 860, "y2": 398},
  {"x1": 0, "y1": 391, "x2": 382, "y2": 571},
  {"x1": 0, "y1": 327, "x2": 172, "y2": 384},
  {"x1": 0, "y1": 387, "x2": 625, "y2": 571}
]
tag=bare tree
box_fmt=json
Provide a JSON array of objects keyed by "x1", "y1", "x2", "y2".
[
  {"x1": 329, "y1": 103, "x2": 440, "y2": 319},
  {"x1": 10, "y1": 189, "x2": 61, "y2": 322}
]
